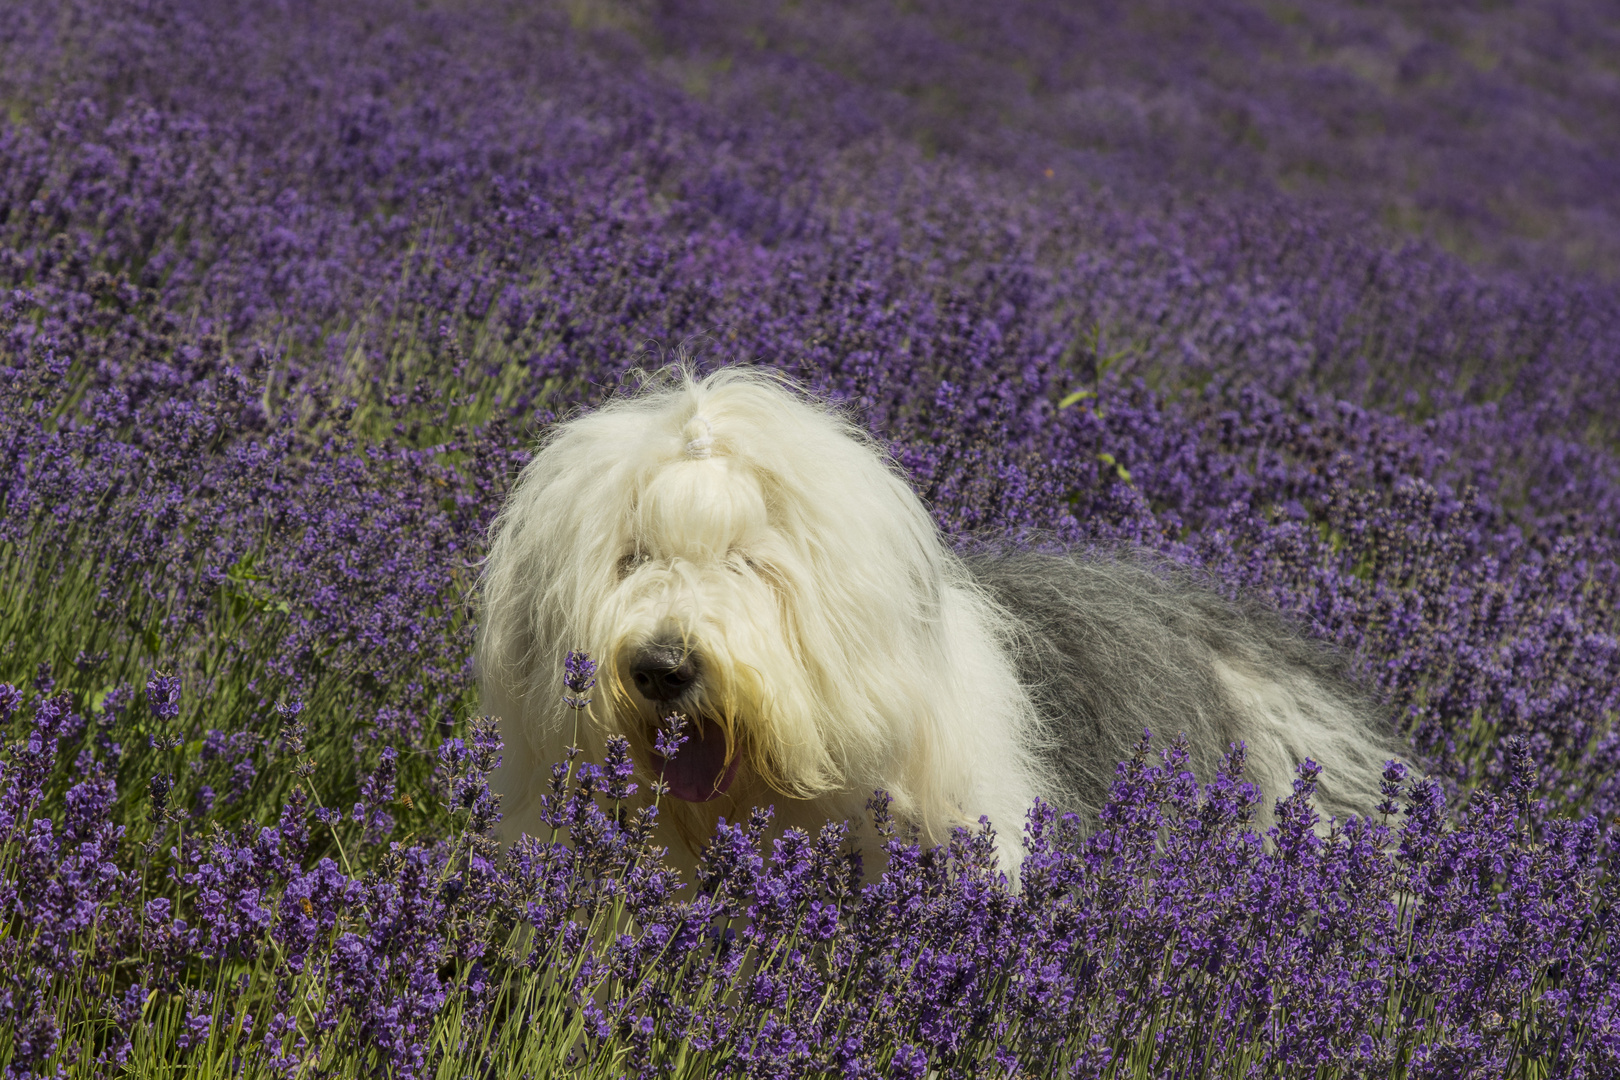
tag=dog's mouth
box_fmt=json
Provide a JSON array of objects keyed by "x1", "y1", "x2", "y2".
[{"x1": 650, "y1": 716, "x2": 740, "y2": 802}]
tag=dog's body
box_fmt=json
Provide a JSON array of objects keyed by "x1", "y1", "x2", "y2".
[{"x1": 478, "y1": 368, "x2": 1405, "y2": 874}]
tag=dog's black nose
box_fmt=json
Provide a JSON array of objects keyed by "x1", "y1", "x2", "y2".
[{"x1": 630, "y1": 646, "x2": 699, "y2": 702}]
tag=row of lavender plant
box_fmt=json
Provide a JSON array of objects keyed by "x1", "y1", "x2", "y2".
[
  {"x1": 2, "y1": 0, "x2": 1618, "y2": 1074},
  {"x1": 3, "y1": 668, "x2": 1615, "y2": 1077}
]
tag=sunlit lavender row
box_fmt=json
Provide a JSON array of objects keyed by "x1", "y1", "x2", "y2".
[{"x1": 1, "y1": 1, "x2": 1616, "y2": 1076}]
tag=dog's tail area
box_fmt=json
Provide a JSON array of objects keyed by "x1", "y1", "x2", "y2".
[
  {"x1": 966, "y1": 549, "x2": 1414, "y2": 831},
  {"x1": 1207, "y1": 656, "x2": 1402, "y2": 826}
]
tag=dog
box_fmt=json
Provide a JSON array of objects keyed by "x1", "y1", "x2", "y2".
[{"x1": 477, "y1": 367, "x2": 1407, "y2": 876}]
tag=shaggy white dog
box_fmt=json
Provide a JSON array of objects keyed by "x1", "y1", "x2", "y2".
[{"x1": 478, "y1": 368, "x2": 1403, "y2": 874}]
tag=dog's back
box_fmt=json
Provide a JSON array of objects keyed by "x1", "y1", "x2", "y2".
[{"x1": 966, "y1": 550, "x2": 1404, "y2": 828}]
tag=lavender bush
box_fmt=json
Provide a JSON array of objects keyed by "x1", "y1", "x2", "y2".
[
  {"x1": 2, "y1": 678, "x2": 1614, "y2": 1077},
  {"x1": 2, "y1": 0, "x2": 1617, "y2": 1075}
]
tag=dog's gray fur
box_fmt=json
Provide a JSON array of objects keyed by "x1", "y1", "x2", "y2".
[{"x1": 968, "y1": 550, "x2": 1403, "y2": 825}]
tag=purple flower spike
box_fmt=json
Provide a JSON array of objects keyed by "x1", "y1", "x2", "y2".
[
  {"x1": 146, "y1": 670, "x2": 182, "y2": 724},
  {"x1": 653, "y1": 714, "x2": 690, "y2": 761},
  {"x1": 0, "y1": 683, "x2": 22, "y2": 724},
  {"x1": 148, "y1": 772, "x2": 174, "y2": 823},
  {"x1": 562, "y1": 650, "x2": 598, "y2": 710}
]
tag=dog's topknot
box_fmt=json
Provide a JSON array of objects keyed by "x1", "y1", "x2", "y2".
[{"x1": 682, "y1": 416, "x2": 715, "y2": 459}]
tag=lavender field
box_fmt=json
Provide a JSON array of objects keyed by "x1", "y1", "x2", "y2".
[{"x1": 2, "y1": 1, "x2": 1618, "y2": 1075}]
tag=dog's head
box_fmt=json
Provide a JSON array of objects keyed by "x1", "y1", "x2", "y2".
[{"x1": 479, "y1": 368, "x2": 957, "y2": 810}]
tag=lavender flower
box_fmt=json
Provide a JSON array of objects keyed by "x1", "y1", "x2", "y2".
[
  {"x1": 352, "y1": 745, "x2": 398, "y2": 845},
  {"x1": 562, "y1": 649, "x2": 598, "y2": 710},
  {"x1": 145, "y1": 671, "x2": 182, "y2": 725},
  {"x1": 0, "y1": 683, "x2": 22, "y2": 725}
]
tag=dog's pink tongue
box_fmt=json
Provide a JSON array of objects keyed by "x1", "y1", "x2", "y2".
[{"x1": 654, "y1": 722, "x2": 739, "y2": 802}]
